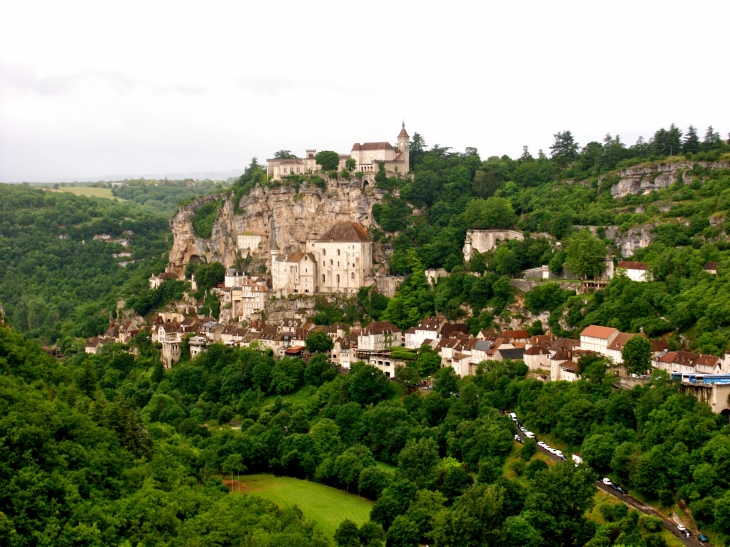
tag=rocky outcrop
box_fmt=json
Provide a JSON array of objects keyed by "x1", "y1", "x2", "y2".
[
  {"x1": 614, "y1": 224, "x2": 656, "y2": 257},
  {"x1": 166, "y1": 179, "x2": 388, "y2": 276},
  {"x1": 609, "y1": 161, "x2": 730, "y2": 198}
]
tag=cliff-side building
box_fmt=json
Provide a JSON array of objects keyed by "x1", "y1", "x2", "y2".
[
  {"x1": 266, "y1": 123, "x2": 410, "y2": 181},
  {"x1": 271, "y1": 221, "x2": 373, "y2": 297}
]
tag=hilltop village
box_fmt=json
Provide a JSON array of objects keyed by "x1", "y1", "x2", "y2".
[{"x1": 79, "y1": 123, "x2": 730, "y2": 418}]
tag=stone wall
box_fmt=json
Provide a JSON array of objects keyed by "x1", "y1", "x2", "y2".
[
  {"x1": 463, "y1": 230, "x2": 524, "y2": 260},
  {"x1": 374, "y1": 276, "x2": 404, "y2": 298}
]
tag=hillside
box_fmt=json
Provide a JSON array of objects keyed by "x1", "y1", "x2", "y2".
[{"x1": 0, "y1": 184, "x2": 171, "y2": 344}]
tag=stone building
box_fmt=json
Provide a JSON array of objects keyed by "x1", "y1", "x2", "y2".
[
  {"x1": 237, "y1": 231, "x2": 267, "y2": 253},
  {"x1": 266, "y1": 123, "x2": 410, "y2": 181},
  {"x1": 272, "y1": 221, "x2": 373, "y2": 297},
  {"x1": 462, "y1": 230, "x2": 524, "y2": 261}
]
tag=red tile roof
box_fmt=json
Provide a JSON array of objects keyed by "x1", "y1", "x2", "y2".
[
  {"x1": 317, "y1": 222, "x2": 370, "y2": 242},
  {"x1": 617, "y1": 261, "x2": 648, "y2": 270},
  {"x1": 581, "y1": 325, "x2": 619, "y2": 339}
]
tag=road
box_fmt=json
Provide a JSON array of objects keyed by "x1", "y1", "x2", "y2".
[{"x1": 513, "y1": 425, "x2": 710, "y2": 547}]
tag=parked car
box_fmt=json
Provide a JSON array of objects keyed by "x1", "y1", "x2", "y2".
[
  {"x1": 677, "y1": 525, "x2": 686, "y2": 531},
  {"x1": 698, "y1": 532, "x2": 709, "y2": 542},
  {"x1": 538, "y1": 441, "x2": 547, "y2": 448},
  {"x1": 602, "y1": 478, "x2": 613, "y2": 486},
  {"x1": 555, "y1": 450, "x2": 565, "y2": 459},
  {"x1": 682, "y1": 530, "x2": 691, "y2": 538},
  {"x1": 525, "y1": 431, "x2": 535, "y2": 439},
  {"x1": 509, "y1": 412, "x2": 517, "y2": 420},
  {"x1": 612, "y1": 484, "x2": 627, "y2": 494},
  {"x1": 514, "y1": 435, "x2": 523, "y2": 443}
]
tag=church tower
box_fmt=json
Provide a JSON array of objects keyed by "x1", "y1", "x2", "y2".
[{"x1": 397, "y1": 122, "x2": 410, "y2": 174}]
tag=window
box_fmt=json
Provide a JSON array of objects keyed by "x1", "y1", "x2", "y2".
[
  {"x1": 336, "y1": 274, "x2": 340, "y2": 284},
  {"x1": 323, "y1": 249, "x2": 326, "y2": 255},
  {"x1": 322, "y1": 274, "x2": 325, "y2": 282},
  {"x1": 330, "y1": 260, "x2": 333, "y2": 265},
  {"x1": 337, "y1": 261, "x2": 339, "y2": 267},
  {"x1": 351, "y1": 272, "x2": 355, "y2": 279},
  {"x1": 337, "y1": 249, "x2": 340, "y2": 256}
]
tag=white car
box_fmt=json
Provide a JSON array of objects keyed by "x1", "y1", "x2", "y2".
[
  {"x1": 555, "y1": 450, "x2": 564, "y2": 458},
  {"x1": 525, "y1": 431, "x2": 535, "y2": 439},
  {"x1": 602, "y1": 478, "x2": 613, "y2": 486},
  {"x1": 677, "y1": 525, "x2": 686, "y2": 532},
  {"x1": 509, "y1": 412, "x2": 517, "y2": 420},
  {"x1": 538, "y1": 441, "x2": 547, "y2": 448}
]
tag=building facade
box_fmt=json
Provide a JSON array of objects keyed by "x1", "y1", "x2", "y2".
[
  {"x1": 266, "y1": 123, "x2": 410, "y2": 181},
  {"x1": 272, "y1": 222, "x2": 373, "y2": 297}
]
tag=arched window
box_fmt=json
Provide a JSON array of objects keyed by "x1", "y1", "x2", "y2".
[
  {"x1": 330, "y1": 259, "x2": 333, "y2": 265},
  {"x1": 323, "y1": 249, "x2": 326, "y2": 256},
  {"x1": 337, "y1": 249, "x2": 340, "y2": 256},
  {"x1": 322, "y1": 274, "x2": 326, "y2": 282},
  {"x1": 351, "y1": 272, "x2": 355, "y2": 279},
  {"x1": 336, "y1": 274, "x2": 340, "y2": 284}
]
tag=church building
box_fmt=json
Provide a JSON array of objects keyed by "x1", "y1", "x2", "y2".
[
  {"x1": 266, "y1": 123, "x2": 410, "y2": 181},
  {"x1": 271, "y1": 222, "x2": 373, "y2": 297}
]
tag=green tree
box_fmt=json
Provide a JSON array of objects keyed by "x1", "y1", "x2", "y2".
[
  {"x1": 622, "y1": 335, "x2": 652, "y2": 375},
  {"x1": 316, "y1": 150, "x2": 341, "y2": 171},
  {"x1": 683, "y1": 125, "x2": 700, "y2": 154},
  {"x1": 564, "y1": 229, "x2": 606, "y2": 279},
  {"x1": 274, "y1": 150, "x2": 298, "y2": 159},
  {"x1": 195, "y1": 261, "x2": 226, "y2": 294},
  {"x1": 385, "y1": 515, "x2": 420, "y2": 547},
  {"x1": 416, "y1": 345, "x2": 442, "y2": 377},
  {"x1": 359, "y1": 466, "x2": 393, "y2": 500},
  {"x1": 397, "y1": 437, "x2": 440, "y2": 489},
  {"x1": 550, "y1": 131, "x2": 579, "y2": 165},
  {"x1": 348, "y1": 362, "x2": 394, "y2": 405},
  {"x1": 433, "y1": 367, "x2": 459, "y2": 396},
  {"x1": 335, "y1": 519, "x2": 361, "y2": 547},
  {"x1": 305, "y1": 331, "x2": 334, "y2": 353},
  {"x1": 462, "y1": 197, "x2": 517, "y2": 230}
]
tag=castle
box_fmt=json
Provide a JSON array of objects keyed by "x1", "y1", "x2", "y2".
[
  {"x1": 266, "y1": 123, "x2": 410, "y2": 181},
  {"x1": 271, "y1": 222, "x2": 373, "y2": 297}
]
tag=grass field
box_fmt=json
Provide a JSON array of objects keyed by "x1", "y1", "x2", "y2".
[
  {"x1": 234, "y1": 474, "x2": 373, "y2": 538},
  {"x1": 49, "y1": 186, "x2": 124, "y2": 200}
]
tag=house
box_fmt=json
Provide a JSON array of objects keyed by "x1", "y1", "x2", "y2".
[
  {"x1": 560, "y1": 362, "x2": 580, "y2": 382},
  {"x1": 604, "y1": 332, "x2": 646, "y2": 364},
  {"x1": 580, "y1": 325, "x2": 620, "y2": 356},
  {"x1": 704, "y1": 262, "x2": 719, "y2": 275},
  {"x1": 189, "y1": 335, "x2": 208, "y2": 358},
  {"x1": 523, "y1": 345, "x2": 552, "y2": 371},
  {"x1": 616, "y1": 261, "x2": 649, "y2": 282},
  {"x1": 224, "y1": 269, "x2": 247, "y2": 288},
  {"x1": 502, "y1": 329, "x2": 530, "y2": 346},
  {"x1": 357, "y1": 321, "x2": 403, "y2": 352},
  {"x1": 471, "y1": 340, "x2": 493, "y2": 364},
  {"x1": 84, "y1": 336, "x2": 114, "y2": 354},
  {"x1": 266, "y1": 123, "x2": 410, "y2": 182},
  {"x1": 149, "y1": 272, "x2": 179, "y2": 289},
  {"x1": 332, "y1": 337, "x2": 353, "y2": 368},
  {"x1": 237, "y1": 231, "x2": 267, "y2": 252},
  {"x1": 494, "y1": 347, "x2": 525, "y2": 362},
  {"x1": 406, "y1": 317, "x2": 446, "y2": 349}
]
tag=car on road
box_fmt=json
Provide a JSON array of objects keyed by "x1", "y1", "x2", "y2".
[
  {"x1": 611, "y1": 484, "x2": 627, "y2": 494},
  {"x1": 698, "y1": 532, "x2": 709, "y2": 542},
  {"x1": 525, "y1": 431, "x2": 535, "y2": 438},
  {"x1": 677, "y1": 525, "x2": 686, "y2": 531},
  {"x1": 682, "y1": 530, "x2": 691, "y2": 538},
  {"x1": 509, "y1": 412, "x2": 517, "y2": 420},
  {"x1": 602, "y1": 478, "x2": 613, "y2": 486},
  {"x1": 514, "y1": 435, "x2": 523, "y2": 443},
  {"x1": 555, "y1": 450, "x2": 565, "y2": 459}
]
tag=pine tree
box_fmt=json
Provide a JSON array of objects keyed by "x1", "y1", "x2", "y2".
[
  {"x1": 703, "y1": 126, "x2": 721, "y2": 150},
  {"x1": 683, "y1": 125, "x2": 700, "y2": 154},
  {"x1": 520, "y1": 146, "x2": 534, "y2": 162},
  {"x1": 666, "y1": 124, "x2": 683, "y2": 156},
  {"x1": 549, "y1": 131, "x2": 579, "y2": 165}
]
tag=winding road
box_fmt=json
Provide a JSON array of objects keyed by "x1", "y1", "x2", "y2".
[{"x1": 513, "y1": 426, "x2": 711, "y2": 547}]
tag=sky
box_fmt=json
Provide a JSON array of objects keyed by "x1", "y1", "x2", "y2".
[{"x1": 1, "y1": 0, "x2": 728, "y2": 182}]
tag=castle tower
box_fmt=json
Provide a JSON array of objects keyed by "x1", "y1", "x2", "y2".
[{"x1": 397, "y1": 122, "x2": 410, "y2": 173}]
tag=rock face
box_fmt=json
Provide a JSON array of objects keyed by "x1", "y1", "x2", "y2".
[
  {"x1": 609, "y1": 161, "x2": 730, "y2": 198},
  {"x1": 167, "y1": 179, "x2": 388, "y2": 276},
  {"x1": 614, "y1": 224, "x2": 656, "y2": 257}
]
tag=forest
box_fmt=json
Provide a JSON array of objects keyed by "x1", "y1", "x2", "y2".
[
  {"x1": 0, "y1": 184, "x2": 171, "y2": 344},
  {"x1": 4, "y1": 317, "x2": 730, "y2": 547}
]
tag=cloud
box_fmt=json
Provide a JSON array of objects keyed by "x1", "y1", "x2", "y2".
[{"x1": 0, "y1": 63, "x2": 207, "y2": 96}]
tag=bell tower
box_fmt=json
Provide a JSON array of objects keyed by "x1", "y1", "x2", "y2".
[{"x1": 397, "y1": 122, "x2": 410, "y2": 174}]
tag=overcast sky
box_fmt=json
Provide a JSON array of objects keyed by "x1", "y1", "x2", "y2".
[{"x1": 1, "y1": 0, "x2": 728, "y2": 182}]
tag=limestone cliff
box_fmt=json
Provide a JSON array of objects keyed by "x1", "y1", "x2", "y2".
[
  {"x1": 166, "y1": 179, "x2": 389, "y2": 276},
  {"x1": 609, "y1": 161, "x2": 730, "y2": 198}
]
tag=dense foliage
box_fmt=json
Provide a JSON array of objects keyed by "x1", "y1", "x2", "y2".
[
  {"x1": 111, "y1": 179, "x2": 226, "y2": 215},
  {"x1": 0, "y1": 184, "x2": 171, "y2": 344}
]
